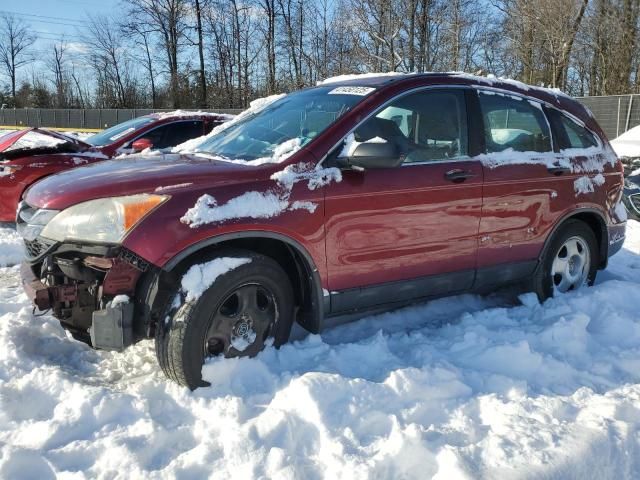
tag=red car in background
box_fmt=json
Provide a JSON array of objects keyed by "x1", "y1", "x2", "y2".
[{"x1": 0, "y1": 112, "x2": 232, "y2": 222}]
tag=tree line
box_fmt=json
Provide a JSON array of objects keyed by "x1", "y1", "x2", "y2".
[{"x1": 1, "y1": 0, "x2": 639, "y2": 110}]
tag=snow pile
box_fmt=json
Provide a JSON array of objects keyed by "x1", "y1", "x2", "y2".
[
  {"x1": 181, "y1": 257, "x2": 252, "y2": 302},
  {"x1": 611, "y1": 125, "x2": 640, "y2": 158},
  {"x1": 0, "y1": 222, "x2": 639, "y2": 477},
  {"x1": 474, "y1": 145, "x2": 617, "y2": 173},
  {"x1": 172, "y1": 94, "x2": 285, "y2": 154},
  {"x1": 0, "y1": 227, "x2": 24, "y2": 267},
  {"x1": 181, "y1": 163, "x2": 341, "y2": 227},
  {"x1": 270, "y1": 162, "x2": 342, "y2": 190},
  {"x1": 181, "y1": 191, "x2": 290, "y2": 228}
]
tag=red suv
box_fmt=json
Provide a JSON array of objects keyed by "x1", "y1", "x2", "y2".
[
  {"x1": 18, "y1": 74, "x2": 627, "y2": 389},
  {"x1": 0, "y1": 112, "x2": 231, "y2": 221}
]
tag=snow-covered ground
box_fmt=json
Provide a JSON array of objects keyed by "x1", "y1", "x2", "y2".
[{"x1": 0, "y1": 222, "x2": 639, "y2": 479}]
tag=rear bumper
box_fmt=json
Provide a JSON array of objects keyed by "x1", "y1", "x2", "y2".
[{"x1": 607, "y1": 222, "x2": 626, "y2": 258}]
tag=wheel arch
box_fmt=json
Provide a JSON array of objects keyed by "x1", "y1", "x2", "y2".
[
  {"x1": 541, "y1": 208, "x2": 609, "y2": 270},
  {"x1": 160, "y1": 231, "x2": 325, "y2": 334}
]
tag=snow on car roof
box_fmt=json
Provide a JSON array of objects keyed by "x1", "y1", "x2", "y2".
[
  {"x1": 149, "y1": 110, "x2": 235, "y2": 121},
  {"x1": 318, "y1": 71, "x2": 574, "y2": 101}
]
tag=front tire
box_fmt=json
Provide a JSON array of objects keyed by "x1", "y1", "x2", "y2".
[
  {"x1": 155, "y1": 250, "x2": 295, "y2": 389},
  {"x1": 530, "y1": 219, "x2": 599, "y2": 302}
]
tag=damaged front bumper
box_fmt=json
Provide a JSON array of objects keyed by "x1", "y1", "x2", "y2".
[{"x1": 20, "y1": 243, "x2": 149, "y2": 351}]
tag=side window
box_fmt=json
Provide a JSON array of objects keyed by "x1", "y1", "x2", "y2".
[
  {"x1": 342, "y1": 90, "x2": 468, "y2": 164},
  {"x1": 139, "y1": 121, "x2": 203, "y2": 150},
  {"x1": 479, "y1": 92, "x2": 552, "y2": 153},
  {"x1": 139, "y1": 125, "x2": 167, "y2": 147},
  {"x1": 558, "y1": 114, "x2": 598, "y2": 149},
  {"x1": 161, "y1": 121, "x2": 204, "y2": 148}
]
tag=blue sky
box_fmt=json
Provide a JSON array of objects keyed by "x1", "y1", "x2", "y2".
[
  {"x1": 1, "y1": 0, "x2": 122, "y2": 89},
  {"x1": 1, "y1": 0, "x2": 119, "y2": 49}
]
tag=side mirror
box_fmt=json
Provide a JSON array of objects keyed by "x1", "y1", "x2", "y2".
[
  {"x1": 338, "y1": 141, "x2": 403, "y2": 170},
  {"x1": 131, "y1": 138, "x2": 153, "y2": 152}
]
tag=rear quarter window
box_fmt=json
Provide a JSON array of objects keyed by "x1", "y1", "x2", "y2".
[{"x1": 558, "y1": 114, "x2": 598, "y2": 149}]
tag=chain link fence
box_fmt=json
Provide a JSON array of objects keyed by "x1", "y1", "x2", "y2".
[
  {"x1": 576, "y1": 95, "x2": 640, "y2": 140},
  {"x1": 0, "y1": 108, "x2": 242, "y2": 131}
]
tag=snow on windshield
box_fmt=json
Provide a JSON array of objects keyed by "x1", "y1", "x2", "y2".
[
  {"x1": 173, "y1": 88, "x2": 363, "y2": 166},
  {"x1": 172, "y1": 94, "x2": 285, "y2": 154}
]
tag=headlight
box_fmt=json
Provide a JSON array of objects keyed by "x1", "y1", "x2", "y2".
[
  {"x1": 40, "y1": 194, "x2": 168, "y2": 243},
  {"x1": 17, "y1": 207, "x2": 59, "y2": 242}
]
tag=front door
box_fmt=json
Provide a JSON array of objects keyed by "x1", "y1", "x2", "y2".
[{"x1": 323, "y1": 89, "x2": 484, "y2": 312}]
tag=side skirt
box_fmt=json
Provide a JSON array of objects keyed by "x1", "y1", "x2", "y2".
[{"x1": 327, "y1": 260, "x2": 538, "y2": 318}]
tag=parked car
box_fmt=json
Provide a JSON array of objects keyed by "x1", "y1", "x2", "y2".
[
  {"x1": 610, "y1": 124, "x2": 640, "y2": 175},
  {"x1": 0, "y1": 112, "x2": 232, "y2": 222},
  {"x1": 18, "y1": 73, "x2": 626, "y2": 389},
  {"x1": 624, "y1": 170, "x2": 640, "y2": 221}
]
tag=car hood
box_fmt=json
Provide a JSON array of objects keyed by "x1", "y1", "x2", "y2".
[
  {"x1": 23, "y1": 153, "x2": 275, "y2": 210},
  {"x1": 0, "y1": 129, "x2": 30, "y2": 152},
  {"x1": 0, "y1": 128, "x2": 91, "y2": 156},
  {"x1": 0, "y1": 128, "x2": 91, "y2": 152}
]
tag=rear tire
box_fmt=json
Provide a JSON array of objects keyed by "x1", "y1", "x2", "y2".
[
  {"x1": 155, "y1": 250, "x2": 295, "y2": 389},
  {"x1": 530, "y1": 219, "x2": 598, "y2": 302}
]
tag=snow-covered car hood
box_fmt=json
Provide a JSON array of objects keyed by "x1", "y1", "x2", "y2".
[
  {"x1": 23, "y1": 153, "x2": 276, "y2": 211},
  {"x1": 0, "y1": 128, "x2": 92, "y2": 159}
]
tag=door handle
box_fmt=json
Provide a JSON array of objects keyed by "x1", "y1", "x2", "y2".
[
  {"x1": 547, "y1": 166, "x2": 572, "y2": 176},
  {"x1": 444, "y1": 169, "x2": 476, "y2": 183}
]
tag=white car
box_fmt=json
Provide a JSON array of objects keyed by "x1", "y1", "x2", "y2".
[{"x1": 611, "y1": 125, "x2": 640, "y2": 174}]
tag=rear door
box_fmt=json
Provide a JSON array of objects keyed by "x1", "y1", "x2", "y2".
[
  {"x1": 474, "y1": 89, "x2": 572, "y2": 285},
  {"x1": 323, "y1": 88, "x2": 484, "y2": 312}
]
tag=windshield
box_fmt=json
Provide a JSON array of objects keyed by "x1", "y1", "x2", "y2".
[
  {"x1": 86, "y1": 116, "x2": 155, "y2": 146},
  {"x1": 195, "y1": 86, "x2": 372, "y2": 161}
]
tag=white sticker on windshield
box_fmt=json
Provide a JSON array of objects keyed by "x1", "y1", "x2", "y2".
[
  {"x1": 328, "y1": 86, "x2": 375, "y2": 96},
  {"x1": 109, "y1": 127, "x2": 136, "y2": 141}
]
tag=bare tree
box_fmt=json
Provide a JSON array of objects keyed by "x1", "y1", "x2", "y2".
[
  {"x1": 48, "y1": 40, "x2": 69, "y2": 107},
  {"x1": 127, "y1": 0, "x2": 189, "y2": 107},
  {"x1": 85, "y1": 15, "x2": 138, "y2": 107},
  {"x1": 0, "y1": 14, "x2": 36, "y2": 106}
]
